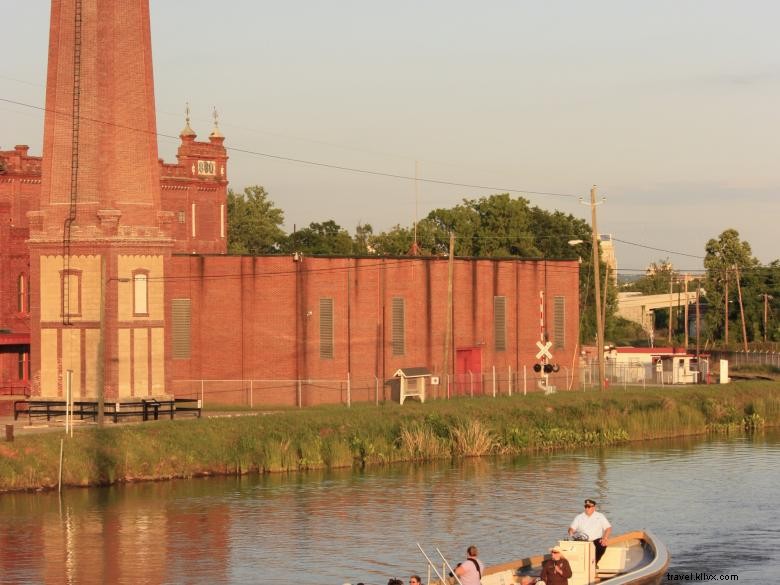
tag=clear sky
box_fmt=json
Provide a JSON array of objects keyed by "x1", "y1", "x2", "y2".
[{"x1": 3, "y1": 1, "x2": 780, "y2": 276}]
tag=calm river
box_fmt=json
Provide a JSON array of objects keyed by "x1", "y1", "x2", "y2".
[{"x1": 0, "y1": 431, "x2": 778, "y2": 584}]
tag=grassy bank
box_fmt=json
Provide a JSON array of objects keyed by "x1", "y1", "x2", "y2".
[{"x1": 1, "y1": 382, "x2": 779, "y2": 493}]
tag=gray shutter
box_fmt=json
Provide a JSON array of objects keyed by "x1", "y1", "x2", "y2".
[
  {"x1": 320, "y1": 298, "x2": 334, "y2": 359},
  {"x1": 392, "y1": 297, "x2": 405, "y2": 356},
  {"x1": 171, "y1": 299, "x2": 191, "y2": 359},
  {"x1": 554, "y1": 296, "x2": 565, "y2": 349},
  {"x1": 494, "y1": 296, "x2": 507, "y2": 351}
]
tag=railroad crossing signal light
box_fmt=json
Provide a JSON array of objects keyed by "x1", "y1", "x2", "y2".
[{"x1": 533, "y1": 363, "x2": 542, "y2": 373}]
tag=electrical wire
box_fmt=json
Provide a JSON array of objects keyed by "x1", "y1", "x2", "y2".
[{"x1": 0, "y1": 96, "x2": 580, "y2": 199}]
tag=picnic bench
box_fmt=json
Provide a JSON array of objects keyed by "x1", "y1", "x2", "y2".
[{"x1": 14, "y1": 397, "x2": 202, "y2": 424}]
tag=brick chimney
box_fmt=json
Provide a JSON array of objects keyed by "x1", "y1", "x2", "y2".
[{"x1": 29, "y1": 0, "x2": 172, "y2": 401}]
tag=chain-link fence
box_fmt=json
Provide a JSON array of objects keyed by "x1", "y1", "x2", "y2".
[
  {"x1": 578, "y1": 358, "x2": 713, "y2": 389},
  {"x1": 172, "y1": 365, "x2": 593, "y2": 409},
  {"x1": 714, "y1": 350, "x2": 780, "y2": 369}
]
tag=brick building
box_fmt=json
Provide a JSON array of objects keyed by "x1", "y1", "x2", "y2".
[
  {"x1": 0, "y1": 146, "x2": 39, "y2": 395},
  {"x1": 0, "y1": 0, "x2": 581, "y2": 408},
  {"x1": 167, "y1": 255, "x2": 581, "y2": 405}
]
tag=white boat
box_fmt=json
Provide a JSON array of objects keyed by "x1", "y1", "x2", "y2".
[
  {"x1": 482, "y1": 530, "x2": 669, "y2": 585},
  {"x1": 426, "y1": 530, "x2": 669, "y2": 585}
]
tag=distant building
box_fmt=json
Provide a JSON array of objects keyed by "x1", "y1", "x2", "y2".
[{"x1": 599, "y1": 233, "x2": 618, "y2": 286}]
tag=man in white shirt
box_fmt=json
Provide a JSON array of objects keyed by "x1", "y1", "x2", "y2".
[
  {"x1": 568, "y1": 498, "x2": 612, "y2": 564},
  {"x1": 454, "y1": 545, "x2": 484, "y2": 585}
]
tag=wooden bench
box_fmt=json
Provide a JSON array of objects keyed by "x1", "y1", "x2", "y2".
[
  {"x1": 13, "y1": 397, "x2": 201, "y2": 424},
  {"x1": 173, "y1": 398, "x2": 202, "y2": 418},
  {"x1": 14, "y1": 400, "x2": 98, "y2": 423},
  {"x1": 105, "y1": 399, "x2": 175, "y2": 422}
]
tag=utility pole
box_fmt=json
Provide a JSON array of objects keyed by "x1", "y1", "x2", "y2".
[
  {"x1": 734, "y1": 264, "x2": 748, "y2": 352},
  {"x1": 581, "y1": 186, "x2": 606, "y2": 391},
  {"x1": 696, "y1": 285, "x2": 701, "y2": 356},
  {"x1": 724, "y1": 270, "x2": 729, "y2": 346},
  {"x1": 762, "y1": 293, "x2": 772, "y2": 343},
  {"x1": 668, "y1": 275, "x2": 674, "y2": 343},
  {"x1": 602, "y1": 266, "x2": 609, "y2": 343},
  {"x1": 412, "y1": 160, "x2": 420, "y2": 255},
  {"x1": 683, "y1": 274, "x2": 689, "y2": 349},
  {"x1": 97, "y1": 256, "x2": 107, "y2": 426},
  {"x1": 442, "y1": 232, "x2": 455, "y2": 381}
]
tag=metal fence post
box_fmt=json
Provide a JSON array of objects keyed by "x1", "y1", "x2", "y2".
[
  {"x1": 347, "y1": 372, "x2": 351, "y2": 408},
  {"x1": 523, "y1": 365, "x2": 527, "y2": 396},
  {"x1": 469, "y1": 371, "x2": 473, "y2": 398},
  {"x1": 297, "y1": 379, "x2": 302, "y2": 408},
  {"x1": 200, "y1": 380, "x2": 205, "y2": 409},
  {"x1": 492, "y1": 366, "x2": 496, "y2": 398},
  {"x1": 250, "y1": 380, "x2": 253, "y2": 409},
  {"x1": 508, "y1": 365, "x2": 512, "y2": 397},
  {"x1": 375, "y1": 376, "x2": 379, "y2": 406}
]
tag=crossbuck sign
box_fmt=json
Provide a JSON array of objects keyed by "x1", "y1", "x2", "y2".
[{"x1": 535, "y1": 341, "x2": 553, "y2": 360}]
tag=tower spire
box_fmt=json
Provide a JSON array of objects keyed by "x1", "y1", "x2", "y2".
[
  {"x1": 209, "y1": 106, "x2": 223, "y2": 139},
  {"x1": 180, "y1": 102, "x2": 196, "y2": 137}
]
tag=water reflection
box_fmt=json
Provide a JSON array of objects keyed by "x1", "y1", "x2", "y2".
[{"x1": 0, "y1": 431, "x2": 777, "y2": 584}]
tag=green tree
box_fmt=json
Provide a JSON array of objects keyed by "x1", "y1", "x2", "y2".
[
  {"x1": 370, "y1": 221, "x2": 444, "y2": 255},
  {"x1": 624, "y1": 259, "x2": 678, "y2": 295},
  {"x1": 370, "y1": 193, "x2": 602, "y2": 344},
  {"x1": 425, "y1": 194, "x2": 537, "y2": 256},
  {"x1": 352, "y1": 223, "x2": 374, "y2": 255},
  {"x1": 227, "y1": 186, "x2": 286, "y2": 254},
  {"x1": 703, "y1": 229, "x2": 758, "y2": 346},
  {"x1": 287, "y1": 220, "x2": 355, "y2": 255}
]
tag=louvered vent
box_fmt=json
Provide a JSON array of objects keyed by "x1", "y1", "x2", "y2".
[
  {"x1": 320, "y1": 298, "x2": 334, "y2": 359},
  {"x1": 494, "y1": 296, "x2": 507, "y2": 351},
  {"x1": 171, "y1": 299, "x2": 191, "y2": 359},
  {"x1": 554, "y1": 296, "x2": 565, "y2": 349},
  {"x1": 392, "y1": 297, "x2": 405, "y2": 356}
]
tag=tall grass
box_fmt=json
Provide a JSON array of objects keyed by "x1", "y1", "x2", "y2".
[{"x1": 1, "y1": 382, "x2": 779, "y2": 493}]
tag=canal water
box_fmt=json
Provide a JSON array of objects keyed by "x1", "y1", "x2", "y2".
[{"x1": 0, "y1": 430, "x2": 777, "y2": 584}]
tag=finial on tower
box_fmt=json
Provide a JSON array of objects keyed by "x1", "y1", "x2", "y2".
[
  {"x1": 180, "y1": 102, "x2": 196, "y2": 137},
  {"x1": 209, "y1": 106, "x2": 223, "y2": 139}
]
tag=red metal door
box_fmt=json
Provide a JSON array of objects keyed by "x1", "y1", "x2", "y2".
[{"x1": 455, "y1": 347, "x2": 483, "y2": 396}]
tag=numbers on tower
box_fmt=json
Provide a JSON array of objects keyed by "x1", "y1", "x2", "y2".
[{"x1": 197, "y1": 160, "x2": 216, "y2": 176}]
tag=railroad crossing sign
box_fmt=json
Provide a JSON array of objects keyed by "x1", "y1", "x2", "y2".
[{"x1": 535, "y1": 341, "x2": 553, "y2": 360}]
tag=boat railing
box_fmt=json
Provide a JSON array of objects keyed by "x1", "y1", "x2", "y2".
[{"x1": 416, "y1": 543, "x2": 465, "y2": 585}]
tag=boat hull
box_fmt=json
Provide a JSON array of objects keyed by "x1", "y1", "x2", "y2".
[{"x1": 479, "y1": 530, "x2": 669, "y2": 585}]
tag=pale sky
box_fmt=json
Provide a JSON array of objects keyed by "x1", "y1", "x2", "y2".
[{"x1": 3, "y1": 1, "x2": 780, "y2": 275}]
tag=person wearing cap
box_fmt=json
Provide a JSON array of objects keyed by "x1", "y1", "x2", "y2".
[
  {"x1": 539, "y1": 546, "x2": 572, "y2": 585},
  {"x1": 568, "y1": 498, "x2": 612, "y2": 565}
]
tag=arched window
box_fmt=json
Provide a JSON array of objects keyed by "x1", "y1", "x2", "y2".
[{"x1": 133, "y1": 270, "x2": 149, "y2": 316}]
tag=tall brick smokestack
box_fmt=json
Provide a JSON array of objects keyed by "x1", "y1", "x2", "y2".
[
  {"x1": 29, "y1": 0, "x2": 172, "y2": 402},
  {"x1": 37, "y1": 0, "x2": 161, "y2": 232}
]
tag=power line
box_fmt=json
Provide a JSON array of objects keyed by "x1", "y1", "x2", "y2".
[
  {"x1": 611, "y1": 237, "x2": 705, "y2": 260},
  {"x1": 0, "y1": 96, "x2": 580, "y2": 199}
]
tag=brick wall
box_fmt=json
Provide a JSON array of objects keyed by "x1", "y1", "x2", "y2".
[{"x1": 168, "y1": 255, "x2": 581, "y2": 406}]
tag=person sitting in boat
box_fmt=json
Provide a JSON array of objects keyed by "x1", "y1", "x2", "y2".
[
  {"x1": 539, "y1": 546, "x2": 572, "y2": 585},
  {"x1": 454, "y1": 545, "x2": 484, "y2": 585},
  {"x1": 568, "y1": 498, "x2": 611, "y2": 565}
]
